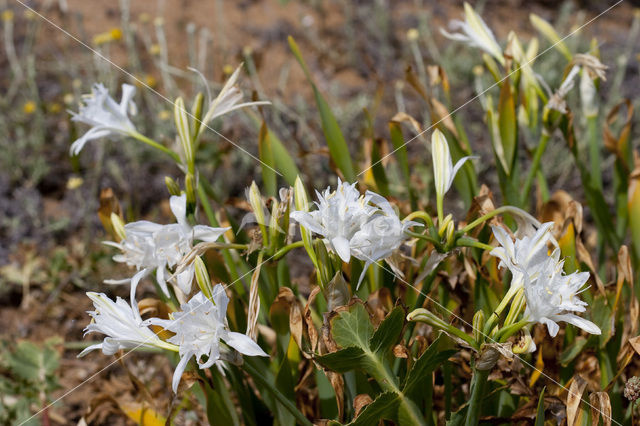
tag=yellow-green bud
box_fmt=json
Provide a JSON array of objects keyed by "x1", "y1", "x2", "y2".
[
  {"x1": 472, "y1": 310, "x2": 485, "y2": 344},
  {"x1": 165, "y1": 176, "x2": 181, "y2": 196},
  {"x1": 110, "y1": 212, "x2": 126, "y2": 241},
  {"x1": 194, "y1": 256, "x2": 214, "y2": 301}
]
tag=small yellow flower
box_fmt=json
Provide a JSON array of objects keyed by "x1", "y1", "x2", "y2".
[
  {"x1": 66, "y1": 176, "x2": 84, "y2": 190},
  {"x1": 222, "y1": 64, "x2": 234, "y2": 76},
  {"x1": 158, "y1": 110, "x2": 171, "y2": 121},
  {"x1": 2, "y1": 10, "x2": 14, "y2": 22},
  {"x1": 109, "y1": 28, "x2": 122, "y2": 40},
  {"x1": 23, "y1": 10, "x2": 35, "y2": 20},
  {"x1": 144, "y1": 74, "x2": 157, "y2": 88},
  {"x1": 149, "y1": 44, "x2": 161, "y2": 56},
  {"x1": 23, "y1": 101, "x2": 37, "y2": 115},
  {"x1": 138, "y1": 13, "x2": 150, "y2": 24},
  {"x1": 63, "y1": 93, "x2": 75, "y2": 105},
  {"x1": 406, "y1": 28, "x2": 419, "y2": 42}
]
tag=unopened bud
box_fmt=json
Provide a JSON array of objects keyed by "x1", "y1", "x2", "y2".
[
  {"x1": 194, "y1": 256, "x2": 214, "y2": 301},
  {"x1": 191, "y1": 92, "x2": 205, "y2": 136},
  {"x1": 165, "y1": 176, "x2": 181, "y2": 196},
  {"x1": 248, "y1": 181, "x2": 266, "y2": 228},
  {"x1": 472, "y1": 310, "x2": 485, "y2": 344},
  {"x1": 185, "y1": 173, "x2": 197, "y2": 206},
  {"x1": 174, "y1": 97, "x2": 193, "y2": 167},
  {"x1": 110, "y1": 212, "x2": 126, "y2": 241},
  {"x1": 439, "y1": 214, "x2": 453, "y2": 237},
  {"x1": 293, "y1": 176, "x2": 309, "y2": 212}
]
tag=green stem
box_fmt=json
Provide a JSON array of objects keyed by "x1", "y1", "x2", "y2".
[
  {"x1": 244, "y1": 359, "x2": 313, "y2": 426},
  {"x1": 272, "y1": 240, "x2": 305, "y2": 260},
  {"x1": 521, "y1": 131, "x2": 550, "y2": 205},
  {"x1": 406, "y1": 230, "x2": 440, "y2": 246},
  {"x1": 456, "y1": 238, "x2": 494, "y2": 252},
  {"x1": 130, "y1": 132, "x2": 182, "y2": 163},
  {"x1": 587, "y1": 115, "x2": 601, "y2": 191},
  {"x1": 465, "y1": 368, "x2": 489, "y2": 426},
  {"x1": 404, "y1": 210, "x2": 435, "y2": 228},
  {"x1": 496, "y1": 319, "x2": 529, "y2": 342},
  {"x1": 437, "y1": 194, "x2": 444, "y2": 225}
]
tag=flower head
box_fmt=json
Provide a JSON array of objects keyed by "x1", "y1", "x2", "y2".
[
  {"x1": 523, "y1": 257, "x2": 600, "y2": 337},
  {"x1": 105, "y1": 194, "x2": 229, "y2": 302},
  {"x1": 440, "y1": 2, "x2": 504, "y2": 65},
  {"x1": 431, "y1": 129, "x2": 475, "y2": 200},
  {"x1": 146, "y1": 286, "x2": 268, "y2": 392},
  {"x1": 70, "y1": 83, "x2": 138, "y2": 155},
  {"x1": 290, "y1": 179, "x2": 379, "y2": 263},
  {"x1": 79, "y1": 292, "x2": 177, "y2": 357}
]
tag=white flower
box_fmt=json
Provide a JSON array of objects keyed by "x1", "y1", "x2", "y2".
[
  {"x1": 79, "y1": 292, "x2": 177, "y2": 357},
  {"x1": 290, "y1": 179, "x2": 379, "y2": 262},
  {"x1": 105, "y1": 194, "x2": 229, "y2": 302},
  {"x1": 197, "y1": 64, "x2": 270, "y2": 139},
  {"x1": 523, "y1": 257, "x2": 601, "y2": 337},
  {"x1": 431, "y1": 129, "x2": 475, "y2": 199},
  {"x1": 350, "y1": 193, "x2": 420, "y2": 289},
  {"x1": 440, "y1": 2, "x2": 504, "y2": 65},
  {"x1": 490, "y1": 222, "x2": 600, "y2": 337},
  {"x1": 146, "y1": 286, "x2": 268, "y2": 392},
  {"x1": 490, "y1": 222, "x2": 558, "y2": 291},
  {"x1": 70, "y1": 83, "x2": 138, "y2": 155}
]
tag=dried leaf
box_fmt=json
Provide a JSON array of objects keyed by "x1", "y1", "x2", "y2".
[
  {"x1": 566, "y1": 375, "x2": 588, "y2": 426},
  {"x1": 589, "y1": 392, "x2": 611, "y2": 426},
  {"x1": 353, "y1": 394, "x2": 374, "y2": 418}
]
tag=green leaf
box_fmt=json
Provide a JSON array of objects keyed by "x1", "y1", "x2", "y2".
[
  {"x1": 206, "y1": 372, "x2": 240, "y2": 426},
  {"x1": 330, "y1": 302, "x2": 374, "y2": 350},
  {"x1": 315, "y1": 347, "x2": 368, "y2": 373},
  {"x1": 398, "y1": 398, "x2": 427, "y2": 426},
  {"x1": 289, "y1": 36, "x2": 356, "y2": 182},
  {"x1": 590, "y1": 295, "x2": 614, "y2": 348},
  {"x1": 497, "y1": 82, "x2": 517, "y2": 175},
  {"x1": 535, "y1": 387, "x2": 546, "y2": 426},
  {"x1": 370, "y1": 137, "x2": 390, "y2": 197},
  {"x1": 348, "y1": 392, "x2": 400, "y2": 426},
  {"x1": 559, "y1": 337, "x2": 588, "y2": 366},
  {"x1": 403, "y1": 336, "x2": 455, "y2": 398},
  {"x1": 8, "y1": 341, "x2": 59, "y2": 384},
  {"x1": 269, "y1": 128, "x2": 301, "y2": 187},
  {"x1": 258, "y1": 121, "x2": 277, "y2": 197},
  {"x1": 369, "y1": 306, "x2": 405, "y2": 354}
]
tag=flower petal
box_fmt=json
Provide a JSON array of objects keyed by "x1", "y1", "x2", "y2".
[
  {"x1": 224, "y1": 332, "x2": 269, "y2": 357},
  {"x1": 332, "y1": 236, "x2": 352, "y2": 263}
]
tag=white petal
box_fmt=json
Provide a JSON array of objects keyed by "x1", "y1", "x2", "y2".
[
  {"x1": 119, "y1": 84, "x2": 137, "y2": 115},
  {"x1": 356, "y1": 260, "x2": 374, "y2": 291},
  {"x1": 78, "y1": 343, "x2": 103, "y2": 357},
  {"x1": 170, "y1": 194, "x2": 188, "y2": 228},
  {"x1": 172, "y1": 353, "x2": 192, "y2": 393},
  {"x1": 540, "y1": 318, "x2": 560, "y2": 337},
  {"x1": 448, "y1": 156, "x2": 477, "y2": 192},
  {"x1": 555, "y1": 314, "x2": 601, "y2": 335},
  {"x1": 332, "y1": 236, "x2": 352, "y2": 263},
  {"x1": 224, "y1": 332, "x2": 269, "y2": 357},
  {"x1": 192, "y1": 225, "x2": 230, "y2": 242},
  {"x1": 431, "y1": 129, "x2": 452, "y2": 197}
]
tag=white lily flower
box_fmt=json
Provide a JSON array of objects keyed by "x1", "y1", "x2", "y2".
[
  {"x1": 70, "y1": 83, "x2": 138, "y2": 155},
  {"x1": 105, "y1": 194, "x2": 229, "y2": 303},
  {"x1": 350, "y1": 193, "x2": 420, "y2": 289},
  {"x1": 440, "y1": 2, "x2": 504, "y2": 65},
  {"x1": 79, "y1": 292, "x2": 177, "y2": 357},
  {"x1": 290, "y1": 179, "x2": 379, "y2": 263},
  {"x1": 523, "y1": 257, "x2": 601, "y2": 337},
  {"x1": 197, "y1": 65, "x2": 271, "y2": 138},
  {"x1": 490, "y1": 222, "x2": 558, "y2": 291},
  {"x1": 146, "y1": 286, "x2": 268, "y2": 392},
  {"x1": 431, "y1": 129, "x2": 475, "y2": 199}
]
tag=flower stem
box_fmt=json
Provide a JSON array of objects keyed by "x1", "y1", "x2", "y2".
[
  {"x1": 272, "y1": 240, "x2": 306, "y2": 260},
  {"x1": 404, "y1": 210, "x2": 435, "y2": 228},
  {"x1": 244, "y1": 359, "x2": 313, "y2": 426},
  {"x1": 131, "y1": 131, "x2": 182, "y2": 163},
  {"x1": 465, "y1": 367, "x2": 489, "y2": 426}
]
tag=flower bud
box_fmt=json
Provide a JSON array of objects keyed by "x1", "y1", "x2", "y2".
[
  {"x1": 185, "y1": 173, "x2": 197, "y2": 207},
  {"x1": 438, "y1": 213, "x2": 453, "y2": 237},
  {"x1": 165, "y1": 176, "x2": 181, "y2": 196},
  {"x1": 174, "y1": 97, "x2": 193, "y2": 168},
  {"x1": 472, "y1": 310, "x2": 485, "y2": 344},
  {"x1": 191, "y1": 92, "x2": 205, "y2": 136},
  {"x1": 194, "y1": 256, "x2": 214, "y2": 301},
  {"x1": 110, "y1": 212, "x2": 126, "y2": 242},
  {"x1": 248, "y1": 181, "x2": 266, "y2": 229}
]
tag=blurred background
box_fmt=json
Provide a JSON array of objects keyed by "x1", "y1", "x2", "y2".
[{"x1": 1, "y1": 0, "x2": 639, "y2": 423}]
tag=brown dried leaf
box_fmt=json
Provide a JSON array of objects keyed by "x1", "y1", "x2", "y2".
[
  {"x1": 390, "y1": 111, "x2": 423, "y2": 135},
  {"x1": 353, "y1": 394, "x2": 374, "y2": 418},
  {"x1": 576, "y1": 238, "x2": 605, "y2": 297},
  {"x1": 304, "y1": 286, "x2": 321, "y2": 354},
  {"x1": 589, "y1": 392, "x2": 611, "y2": 426},
  {"x1": 393, "y1": 344, "x2": 409, "y2": 359},
  {"x1": 566, "y1": 375, "x2": 588, "y2": 426},
  {"x1": 328, "y1": 371, "x2": 345, "y2": 421}
]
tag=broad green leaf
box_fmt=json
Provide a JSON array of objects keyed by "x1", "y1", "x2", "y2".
[
  {"x1": 369, "y1": 306, "x2": 405, "y2": 354},
  {"x1": 535, "y1": 387, "x2": 546, "y2": 426},
  {"x1": 275, "y1": 357, "x2": 296, "y2": 426},
  {"x1": 498, "y1": 81, "x2": 517, "y2": 175},
  {"x1": 289, "y1": 36, "x2": 356, "y2": 182},
  {"x1": 315, "y1": 347, "x2": 368, "y2": 373},
  {"x1": 258, "y1": 121, "x2": 277, "y2": 197},
  {"x1": 370, "y1": 137, "x2": 390, "y2": 197},
  {"x1": 398, "y1": 398, "x2": 427, "y2": 426},
  {"x1": 590, "y1": 295, "x2": 614, "y2": 348},
  {"x1": 348, "y1": 392, "x2": 400, "y2": 426},
  {"x1": 330, "y1": 302, "x2": 374, "y2": 350}
]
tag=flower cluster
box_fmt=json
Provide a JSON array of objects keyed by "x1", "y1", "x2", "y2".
[
  {"x1": 491, "y1": 223, "x2": 600, "y2": 344},
  {"x1": 104, "y1": 194, "x2": 229, "y2": 303},
  {"x1": 291, "y1": 179, "x2": 419, "y2": 289}
]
